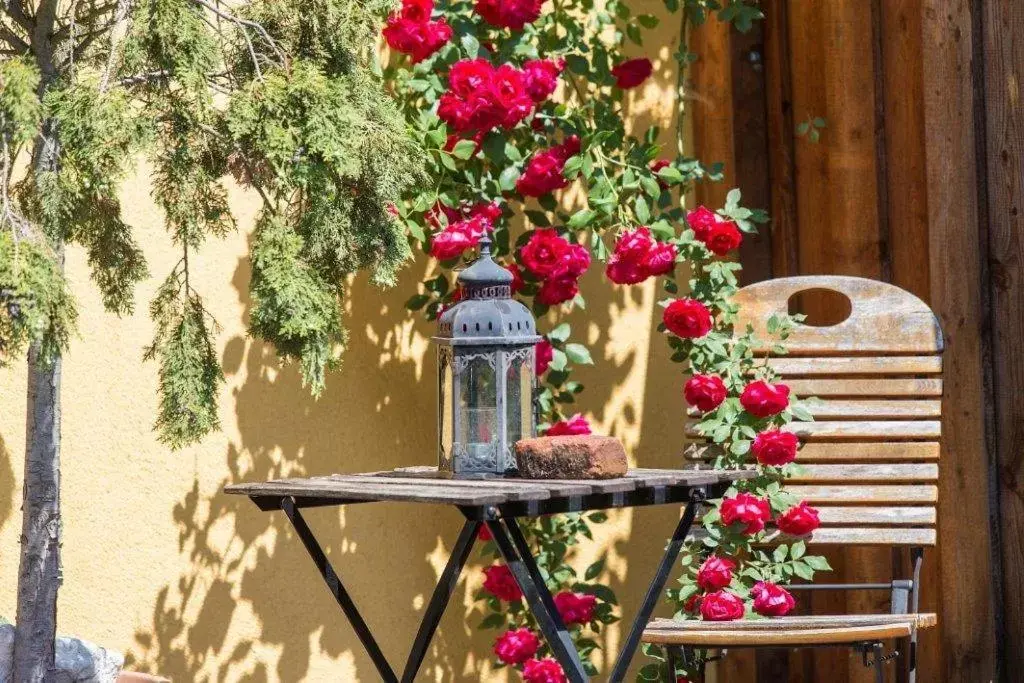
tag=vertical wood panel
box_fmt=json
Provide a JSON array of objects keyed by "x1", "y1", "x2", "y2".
[
  {"x1": 981, "y1": 0, "x2": 1024, "y2": 677},
  {"x1": 691, "y1": 14, "x2": 735, "y2": 212},
  {"x1": 920, "y1": 1, "x2": 1000, "y2": 681}
]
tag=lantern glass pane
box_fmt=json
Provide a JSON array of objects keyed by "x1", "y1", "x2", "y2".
[
  {"x1": 458, "y1": 353, "x2": 498, "y2": 469},
  {"x1": 439, "y1": 348, "x2": 454, "y2": 468},
  {"x1": 504, "y1": 349, "x2": 534, "y2": 449}
]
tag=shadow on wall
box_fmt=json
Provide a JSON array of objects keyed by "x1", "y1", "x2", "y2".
[{"x1": 0, "y1": 433, "x2": 13, "y2": 533}]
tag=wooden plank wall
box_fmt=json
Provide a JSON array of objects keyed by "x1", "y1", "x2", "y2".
[{"x1": 689, "y1": 0, "x2": 1019, "y2": 680}]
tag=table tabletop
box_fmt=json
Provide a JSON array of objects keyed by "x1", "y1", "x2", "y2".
[{"x1": 224, "y1": 465, "x2": 753, "y2": 509}]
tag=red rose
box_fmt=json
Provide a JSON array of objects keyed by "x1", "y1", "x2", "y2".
[
  {"x1": 554, "y1": 591, "x2": 597, "y2": 624},
  {"x1": 516, "y1": 136, "x2": 582, "y2": 197},
  {"x1": 740, "y1": 380, "x2": 790, "y2": 418},
  {"x1": 683, "y1": 374, "x2": 727, "y2": 413},
  {"x1": 477, "y1": 524, "x2": 493, "y2": 541},
  {"x1": 382, "y1": 0, "x2": 453, "y2": 63},
  {"x1": 523, "y1": 58, "x2": 564, "y2": 103},
  {"x1": 606, "y1": 254, "x2": 647, "y2": 285},
  {"x1": 493, "y1": 627, "x2": 540, "y2": 665},
  {"x1": 641, "y1": 241, "x2": 677, "y2": 277},
  {"x1": 687, "y1": 205, "x2": 721, "y2": 239},
  {"x1": 483, "y1": 564, "x2": 522, "y2": 601},
  {"x1": 682, "y1": 592, "x2": 702, "y2": 614},
  {"x1": 751, "y1": 581, "x2": 796, "y2": 617},
  {"x1": 536, "y1": 275, "x2": 578, "y2": 305},
  {"x1": 522, "y1": 657, "x2": 567, "y2": 683},
  {"x1": 439, "y1": 59, "x2": 534, "y2": 134},
  {"x1": 430, "y1": 223, "x2": 476, "y2": 260},
  {"x1": 550, "y1": 243, "x2": 590, "y2": 280},
  {"x1": 614, "y1": 226, "x2": 655, "y2": 260},
  {"x1": 475, "y1": 0, "x2": 545, "y2": 30},
  {"x1": 546, "y1": 414, "x2": 591, "y2": 436},
  {"x1": 699, "y1": 590, "x2": 745, "y2": 621},
  {"x1": 702, "y1": 218, "x2": 743, "y2": 256},
  {"x1": 696, "y1": 555, "x2": 735, "y2": 591},
  {"x1": 650, "y1": 159, "x2": 671, "y2": 188},
  {"x1": 752, "y1": 429, "x2": 799, "y2": 466},
  {"x1": 535, "y1": 339, "x2": 554, "y2": 375},
  {"x1": 611, "y1": 57, "x2": 653, "y2": 88},
  {"x1": 663, "y1": 298, "x2": 713, "y2": 339},
  {"x1": 720, "y1": 492, "x2": 772, "y2": 535},
  {"x1": 493, "y1": 63, "x2": 535, "y2": 127},
  {"x1": 776, "y1": 501, "x2": 821, "y2": 536},
  {"x1": 520, "y1": 228, "x2": 568, "y2": 277}
]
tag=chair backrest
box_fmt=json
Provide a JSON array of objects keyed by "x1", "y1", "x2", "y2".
[{"x1": 687, "y1": 275, "x2": 944, "y2": 547}]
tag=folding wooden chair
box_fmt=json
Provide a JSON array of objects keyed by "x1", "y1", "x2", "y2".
[{"x1": 642, "y1": 275, "x2": 943, "y2": 683}]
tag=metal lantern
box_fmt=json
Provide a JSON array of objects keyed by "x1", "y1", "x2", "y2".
[{"x1": 434, "y1": 234, "x2": 540, "y2": 478}]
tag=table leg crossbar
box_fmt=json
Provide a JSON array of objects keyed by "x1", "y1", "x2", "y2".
[{"x1": 277, "y1": 487, "x2": 706, "y2": 682}]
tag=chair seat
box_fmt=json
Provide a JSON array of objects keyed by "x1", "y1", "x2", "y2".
[{"x1": 642, "y1": 613, "x2": 938, "y2": 647}]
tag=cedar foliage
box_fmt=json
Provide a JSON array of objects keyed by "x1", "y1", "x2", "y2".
[{"x1": 0, "y1": 0, "x2": 425, "y2": 446}]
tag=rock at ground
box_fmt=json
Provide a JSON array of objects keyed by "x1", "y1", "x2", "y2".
[
  {"x1": 515, "y1": 435, "x2": 627, "y2": 479},
  {"x1": 0, "y1": 623, "x2": 123, "y2": 683}
]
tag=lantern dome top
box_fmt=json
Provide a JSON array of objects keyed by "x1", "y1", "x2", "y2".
[{"x1": 434, "y1": 234, "x2": 541, "y2": 347}]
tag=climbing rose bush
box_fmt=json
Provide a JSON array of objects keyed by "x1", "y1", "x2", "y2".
[{"x1": 382, "y1": 0, "x2": 831, "y2": 679}]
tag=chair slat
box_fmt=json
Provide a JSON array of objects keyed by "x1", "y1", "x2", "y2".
[
  {"x1": 787, "y1": 378, "x2": 943, "y2": 397},
  {"x1": 684, "y1": 441, "x2": 941, "y2": 462},
  {"x1": 685, "y1": 421, "x2": 941, "y2": 440},
  {"x1": 784, "y1": 484, "x2": 938, "y2": 503},
  {"x1": 761, "y1": 527, "x2": 937, "y2": 546},
  {"x1": 787, "y1": 464, "x2": 938, "y2": 482},
  {"x1": 814, "y1": 506, "x2": 936, "y2": 525},
  {"x1": 763, "y1": 356, "x2": 942, "y2": 376},
  {"x1": 689, "y1": 399, "x2": 941, "y2": 420}
]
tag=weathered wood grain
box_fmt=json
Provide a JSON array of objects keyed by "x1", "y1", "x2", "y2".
[
  {"x1": 785, "y1": 464, "x2": 938, "y2": 482},
  {"x1": 786, "y1": 378, "x2": 943, "y2": 397},
  {"x1": 783, "y1": 484, "x2": 937, "y2": 504},
  {"x1": 813, "y1": 506, "x2": 936, "y2": 525},
  {"x1": 762, "y1": 355, "x2": 942, "y2": 376},
  {"x1": 760, "y1": 527, "x2": 937, "y2": 546},
  {"x1": 685, "y1": 441, "x2": 941, "y2": 462},
  {"x1": 982, "y1": 0, "x2": 1024, "y2": 675}
]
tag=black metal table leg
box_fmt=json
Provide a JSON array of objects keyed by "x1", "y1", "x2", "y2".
[
  {"x1": 608, "y1": 487, "x2": 706, "y2": 682},
  {"x1": 401, "y1": 519, "x2": 481, "y2": 682},
  {"x1": 281, "y1": 497, "x2": 399, "y2": 683},
  {"x1": 486, "y1": 518, "x2": 589, "y2": 683}
]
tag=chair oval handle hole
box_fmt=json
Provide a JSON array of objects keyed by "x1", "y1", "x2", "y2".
[{"x1": 787, "y1": 288, "x2": 853, "y2": 327}]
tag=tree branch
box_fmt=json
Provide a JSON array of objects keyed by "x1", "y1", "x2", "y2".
[
  {"x1": 5, "y1": 0, "x2": 33, "y2": 32},
  {"x1": 189, "y1": 0, "x2": 286, "y2": 68},
  {"x1": 0, "y1": 22, "x2": 29, "y2": 52}
]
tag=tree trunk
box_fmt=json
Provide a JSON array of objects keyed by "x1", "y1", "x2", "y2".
[
  {"x1": 13, "y1": 345, "x2": 63, "y2": 682},
  {"x1": 13, "y1": 112, "x2": 63, "y2": 681}
]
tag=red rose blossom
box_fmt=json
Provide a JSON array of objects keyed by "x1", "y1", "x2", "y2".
[
  {"x1": 546, "y1": 414, "x2": 591, "y2": 436},
  {"x1": 522, "y1": 657, "x2": 567, "y2": 683},
  {"x1": 683, "y1": 592, "x2": 702, "y2": 614},
  {"x1": 686, "y1": 205, "x2": 720, "y2": 241},
  {"x1": 535, "y1": 339, "x2": 554, "y2": 375},
  {"x1": 520, "y1": 228, "x2": 569, "y2": 278},
  {"x1": 751, "y1": 581, "x2": 796, "y2": 617},
  {"x1": 482, "y1": 564, "x2": 522, "y2": 601},
  {"x1": 699, "y1": 590, "x2": 745, "y2": 621},
  {"x1": 438, "y1": 59, "x2": 534, "y2": 134},
  {"x1": 663, "y1": 298, "x2": 713, "y2": 339},
  {"x1": 641, "y1": 241, "x2": 677, "y2": 276},
  {"x1": 536, "y1": 276, "x2": 579, "y2": 305},
  {"x1": 507, "y1": 262, "x2": 525, "y2": 293},
  {"x1": 606, "y1": 254, "x2": 646, "y2": 285},
  {"x1": 702, "y1": 217, "x2": 743, "y2": 256},
  {"x1": 776, "y1": 501, "x2": 821, "y2": 536},
  {"x1": 720, "y1": 492, "x2": 772, "y2": 535},
  {"x1": 523, "y1": 58, "x2": 564, "y2": 103},
  {"x1": 696, "y1": 555, "x2": 736, "y2": 591},
  {"x1": 752, "y1": 429, "x2": 799, "y2": 466},
  {"x1": 478, "y1": 524, "x2": 493, "y2": 541},
  {"x1": 611, "y1": 57, "x2": 653, "y2": 88},
  {"x1": 554, "y1": 591, "x2": 597, "y2": 624},
  {"x1": 430, "y1": 223, "x2": 476, "y2": 260},
  {"x1": 516, "y1": 136, "x2": 581, "y2": 197},
  {"x1": 740, "y1": 380, "x2": 791, "y2": 418},
  {"x1": 493, "y1": 627, "x2": 540, "y2": 665},
  {"x1": 382, "y1": 0, "x2": 452, "y2": 63},
  {"x1": 650, "y1": 159, "x2": 671, "y2": 189},
  {"x1": 475, "y1": 0, "x2": 544, "y2": 30},
  {"x1": 684, "y1": 374, "x2": 727, "y2": 413}
]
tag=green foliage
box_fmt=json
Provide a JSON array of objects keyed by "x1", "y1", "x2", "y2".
[
  {"x1": 0, "y1": 232, "x2": 76, "y2": 367},
  {"x1": 145, "y1": 270, "x2": 224, "y2": 449},
  {"x1": 248, "y1": 214, "x2": 345, "y2": 395},
  {"x1": 0, "y1": 58, "x2": 41, "y2": 149}
]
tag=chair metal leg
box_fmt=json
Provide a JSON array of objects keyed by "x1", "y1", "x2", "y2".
[
  {"x1": 401, "y1": 519, "x2": 480, "y2": 682},
  {"x1": 873, "y1": 642, "x2": 886, "y2": 683}
]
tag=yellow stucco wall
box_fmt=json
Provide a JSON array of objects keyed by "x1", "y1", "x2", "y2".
[{"x1": 0, "y1": 20, "x2": 692, "y2": 682}]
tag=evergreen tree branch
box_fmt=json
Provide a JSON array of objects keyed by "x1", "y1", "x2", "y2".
[{"x1": 4, "y1": 0, "x2": 34, "y2": 32}]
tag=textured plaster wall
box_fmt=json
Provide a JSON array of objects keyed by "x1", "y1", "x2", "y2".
[{"x1": 0, "y1": 19, "x2": 690, "y2": 683}]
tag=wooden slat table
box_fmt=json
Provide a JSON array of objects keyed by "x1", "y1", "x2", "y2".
[{"x1": 225, "y1": 466, "x2": 751, "y2": 683}]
